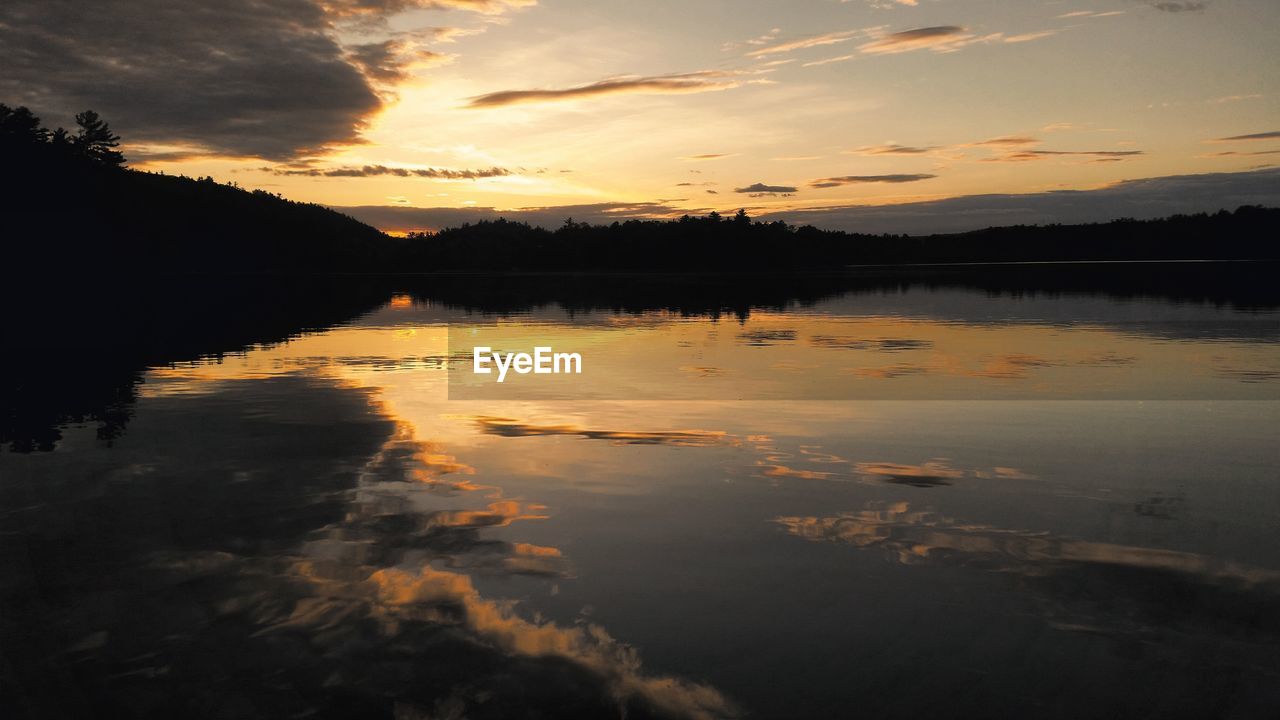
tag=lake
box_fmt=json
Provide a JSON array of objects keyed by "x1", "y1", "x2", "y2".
[{"x1": 2, "y1": 266, "x2": 1278, "y2": 719}]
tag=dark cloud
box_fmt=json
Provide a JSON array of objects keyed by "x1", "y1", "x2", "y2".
[
  {"x1": 348, "y1": 40, "x2": 409, "y2": 83},
  {"x1": 268, "y1": 164, "x2": 512, "y2": 179},
  {"x1": 810, "y1": 174, "x2": 937, "y2": 188},
  {"x1": 757, "y1": 168, "x2": 1280, "y2": 234},
  {"x1": 1212, "y1": 131, "x2": 1280, "y2": 142},
  {"x1": 325, "y1": 0, "x2": 535, "y2": 15},
  {"x1": 734, "y1": 182, "x2": 798, "y2": 195},
  {"x1": 682, "y1": 153, "x2": 734, "y2": 160},
  {"x1": 347, "y1": 38, "x2": 449, "y2": 85},
  {"x1": 467, "y1": 72, "x2": 741, "y2": 108},
  {"x1": 0, "y1": 0, "x2": 386, "y2": 159},
  {"x1": 0, "y1": 0, "x2": 524, "y2": 159}
]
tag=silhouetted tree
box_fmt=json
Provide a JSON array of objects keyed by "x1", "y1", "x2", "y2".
[
  {"x1": 0, "y1": 104, "x2": 49, "y2": 144},
  {"x1": 73, "y1": 109, "x2": 125, "y2": 166}
]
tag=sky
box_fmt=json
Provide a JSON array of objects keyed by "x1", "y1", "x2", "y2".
[{"x1": 3, "y1": 0, "x2": 1278, "y2": 233}]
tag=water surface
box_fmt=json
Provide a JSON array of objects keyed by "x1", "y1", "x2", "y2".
[{"x1": 3, "y1": 271, "x2": 1278, "y2": 719}]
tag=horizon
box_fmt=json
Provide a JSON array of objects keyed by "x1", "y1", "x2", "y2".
[{"x1": 3, "y1": 0, "x2": 1278, "y2": 234}]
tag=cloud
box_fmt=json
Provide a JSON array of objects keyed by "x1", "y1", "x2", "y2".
[
  {"x1": 734, "y1": 182, "x2": 799, "y2": 195},
  {"x1": 846, "y1": 143, "x2": 936, "y2": 155},
  {"x1": 0, "y1": 0, "x2": 391, "y2": 159},
  {"x1": 802, "y1": 53, "x2": 862, "y2": 68},
  {"x1": 267, "y1": 164, "x2": 513, "y2": 178},
  {"x1": 858, "y1": 26, "x2": 971, "y2": 54},
  {"x1": 743, "y1": 27, "x2": 781, "y2": 46},
  {"x1": 810, "y1": 25, "x2": 1053, "y2": 63},
  {"x1": 682, "y1": 153, "x2": 735, "y2": 161},
  {"x1": 1003, "y1": 30, "x2": 1058, "y2": 43},
  {"x1": 756, "y1": 168, "x2": 1280, "y2": 234},
  {"x1": 971, "y1": 136, "x2": 1040, "y2": 147},
  {"x1": 1150, "y1": 1, "x2": 1206, "y2": 11},
  {"x1": 1208, "y1": 94, "x2": 1263, "y2": 104},
  {"x1": 983, "y1": 150, "x2": 1145, "y2": 162},
  {"x1": 467, "y1": 72, "x2": 741, "y2": 108},
  {"x1": 0, "y1": 0, "x2": 533, "y2": 159},
  {"x1": 322, "y1": 0, "x2": 536, "y2": 16},
  {"x1": 809, "y1": 174, "x2": 937, "y2": 188},
  {"x1": 745, "y1": 29, "x2": 868, "y2": 57},
  {"x1": 347, "y1": 38, "x2": 452, "y2": 85},
  {"x1": 1211, "y1": 131, "x2": 1280, "y2": 142},
  {"x1": 1203, "y1": 150, "x2": 1280, "y2": 158},
  {"x1": 1057, "y1": 10, "x2": 1127, "y2": 19}
]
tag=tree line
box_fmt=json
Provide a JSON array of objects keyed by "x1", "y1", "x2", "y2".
[
  {"x1": 2, "y1": 103, "x2": 1277, "y2": 273},
  {"x1": 1, "y1": 104, "x2": 125, "y2": 166}
]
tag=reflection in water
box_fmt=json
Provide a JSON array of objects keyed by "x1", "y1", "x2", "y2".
[
  {"x1": 0, "y1": 373, "x2": 736, "y2": 720},
  {"x1": 364, "y1": 566, "x2": 734, "y2": 719},
  {"x1": 470, "y1": 416, "x2": 736, "y2": 447},
  {"x1": 852, "y1": 461, "x2": 965, "y2": 487},
  {"x1": 809, "y1": 335, "x2": 934, "y2": 351},
  {"x1": 776, "y1": 502, "x2": 1280, "y2": 641},
  {"x1": 447, "y1": 291, "x2": 1280, "y2": 400},
  {"x1": 776, "y1": 502, "x2": 1279, "y2": 584},
  {"x1": 748, "y1": 439, "x2": 1036, "y2": 489},
  {"x1": 4, "y1": 274, "x2": 1280, "y2": 719}
]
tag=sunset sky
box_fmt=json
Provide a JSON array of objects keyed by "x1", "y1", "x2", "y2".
[{"x1": 4, "y1": 0, "x2": 1278, "y2": 232}]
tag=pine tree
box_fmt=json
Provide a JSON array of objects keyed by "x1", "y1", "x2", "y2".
[
  {"x1": 0, "y1": 104, "x2": 50, "y2": 145},
  {"x1": 73, "y1": 110, "x2": 125, "y2": 166}
]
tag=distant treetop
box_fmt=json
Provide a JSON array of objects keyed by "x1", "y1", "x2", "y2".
[{"x1": 0, "y1": 103, "x2": 126, "y2": 166}]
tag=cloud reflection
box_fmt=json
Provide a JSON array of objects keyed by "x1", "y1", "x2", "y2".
[
  {"x1": 470, "y1": 416, "x2": 734, "y2": 446},
  {"x1": 776, "y1": 502, "x2": 1280, "y2": 640}
]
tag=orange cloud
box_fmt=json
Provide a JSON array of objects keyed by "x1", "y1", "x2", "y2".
[
  {"x1": 858, "y1": 26, "x2": 972, "y2": 54},
  {"x1": 971, "y1": 136, "x2": 1041, "y2": 147},
  {"x1": 845, "y1": 143, "x2": 938, "y2": 156},
  {"x1": 467, "y1": 72, "x2": 741, "y2": 108},
  {"x1": 746, "y1": 29, "x2": 867, "y2": 57}
]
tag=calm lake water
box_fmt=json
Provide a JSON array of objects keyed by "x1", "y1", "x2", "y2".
[{"x1": 3, "y1": 270, "x2": 1279, "y2": 719}]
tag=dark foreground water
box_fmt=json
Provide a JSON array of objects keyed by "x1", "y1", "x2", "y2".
[{"x1": 2, "y1": 268, "x2": 1279, "y2": 719}]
